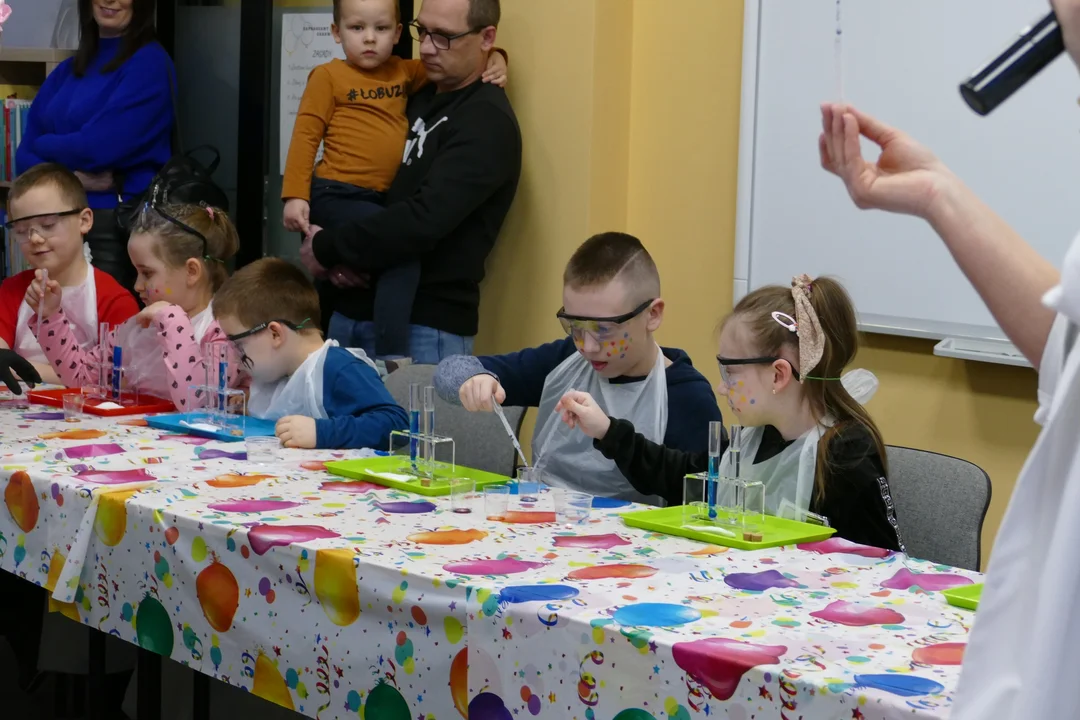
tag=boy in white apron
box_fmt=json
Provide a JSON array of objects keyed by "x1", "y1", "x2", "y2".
[
  {"x1": 434, "y1": 232, "x2": 722, "y2": 502},
  {"x1": 213, "y1": 258, "x2": 408, "y2": 450}
]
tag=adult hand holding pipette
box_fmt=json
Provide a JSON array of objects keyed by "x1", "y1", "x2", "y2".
[
  {"x1": 554, "y1": 390, "x2": 610, "y2": 440},
  {"x1": 23, "y1": 268, "x2": 62, "y2": 321},
  {"x1": 458, "y1": 373, "x2": 505, "y2": 412}
]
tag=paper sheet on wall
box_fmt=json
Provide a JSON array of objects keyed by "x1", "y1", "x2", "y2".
[{"x1": 279, "y1": 13, "x2": 345, "y2": 172}]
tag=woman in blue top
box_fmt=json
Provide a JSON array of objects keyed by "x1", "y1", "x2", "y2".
[{"x1": 15, "y1": 0, "x2": 174, "y2": 293}]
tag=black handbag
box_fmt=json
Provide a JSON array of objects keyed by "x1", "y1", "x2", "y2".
[
  {"x1": 114, "y1": 63, "x2": 229, "y2": 231},
  {"x1": 114, "y1": 145, "x2": 230, "y2": 231}
]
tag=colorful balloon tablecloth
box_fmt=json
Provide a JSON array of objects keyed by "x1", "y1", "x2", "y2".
[{"x1": 0, "y1": 393, "x2": 981, "y2": 720}]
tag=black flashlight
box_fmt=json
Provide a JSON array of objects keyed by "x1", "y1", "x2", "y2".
[{"x1": 960, "y1": 11, "x2": 1065, "y2": 116}]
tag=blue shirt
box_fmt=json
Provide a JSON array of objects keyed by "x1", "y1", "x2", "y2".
[
  {"x1": 16, "y1": 37, "x2": 174, "y2": 209},
  {"x1": 478, "y1": 337, "x2": 724, "y2": 457},
  {"x1": 315, "y1": 347, "x2": 409, "y2": 450}
]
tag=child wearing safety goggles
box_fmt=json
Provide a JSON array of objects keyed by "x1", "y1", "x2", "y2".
[
  {"x1": 213, "y1": 258, "x2": 407, "y2": 450},
  {"x1": 434, "y1": 232, "x2": 722, "y2": 503},
  {"x1": 25, "y1": 200, "x2": 246, "y2": 410},
  {"x1": 0, "y1": 163, "x2": 138, "y2": 384},
  {"x1": 556, "y1": 275, "x2": 903, "y2": 551}
]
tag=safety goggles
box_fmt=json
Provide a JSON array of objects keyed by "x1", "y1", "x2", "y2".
[
  {"x1": 226, "y1": 318, "x2": 310, "y2": 368},
  {"x1": 140, "y1": 200, "x2": 216, "y2": 261},
  {"x1": 716, "y1": 355, "x2": 801, "y2": 387},
  {"x1": 4, "y1": 209, "x2": 85, "y2": 244},
  {"x1": 556, "y1": 298, "x2": 655, "y2": 342}
]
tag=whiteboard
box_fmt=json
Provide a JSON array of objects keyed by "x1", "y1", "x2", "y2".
[
  {"x1": 736, "y1": 0, "x2": 1080, "y2": 343},
  {"x1": 278, "y1": 13, "x2": 345, "y2": 171}
]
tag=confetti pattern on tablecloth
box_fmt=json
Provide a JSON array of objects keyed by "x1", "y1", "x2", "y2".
[{"x1": 0, "y1": 392, "x2": 981, "y2": 719}]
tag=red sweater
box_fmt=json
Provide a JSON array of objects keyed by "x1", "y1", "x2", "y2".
[{"x1": 0, "y1": 267, "x2": 138, "y2": 349}]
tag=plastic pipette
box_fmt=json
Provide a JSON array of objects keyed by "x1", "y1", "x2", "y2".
[
  {"x1": 35, "y1": 269, "x2": 47, "y2": 354},
  {"x1": 492, "y1": 394, "x2": 529, "y2": 470}
]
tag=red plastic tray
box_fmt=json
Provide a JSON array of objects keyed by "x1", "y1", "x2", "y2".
[{"x1": 27, "y1": 388, "x2": 175, "y2": 417}]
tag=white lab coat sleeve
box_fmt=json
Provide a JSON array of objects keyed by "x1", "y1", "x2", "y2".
[{"x1": 1035, "y1": 313, "x2": 1069, "y2": 426}]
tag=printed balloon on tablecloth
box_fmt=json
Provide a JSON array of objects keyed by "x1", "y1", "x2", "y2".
[
  {"x1": 135, "y1": 594, "x2": 174, "y2": 656},
  {"x1": 314, "y1": 548, "x2": 360, "y2": 626},
  {"x1": 252, "y1": 651, "x2": 295, "y2": 710},
  {"x1": 5, "y1": 470, "x2": 38, "y2": 532},
  {"x1": 467, "y1": 692, "x2": 513, "y2": 720},
  {"x1": 671, "y1": 637, "x2": 787, "y2": 702},
  {"x1": 364, "y1": 680, "x2": 410, "y2": 719},
  {"x1": 450, "y1": 647, "x2": 468, "y2": 718},
  {"x1": 95, "y1": 489, "x2": 140, "y2": 546},
  {"x1": 196, "y1": 554, "x2": 239, "y2": 632},
  {"x1": 45, "y1": 550, "x2": 80, "y2": 622}
]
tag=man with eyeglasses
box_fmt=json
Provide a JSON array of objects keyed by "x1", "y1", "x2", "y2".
[{"x1": 302, "y1": 0, "x2": 521, "y2": 366}]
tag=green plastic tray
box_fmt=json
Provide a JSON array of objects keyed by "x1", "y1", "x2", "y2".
[
  {"x1": 942, "y1": 583, "x2": 983, "y2": 611},
  {"x1": 621, "y1": 504, "x2": 836, "y2": 550},
  {"x1": 324, "y1": 456, "x2": 510, "y2": 496}
]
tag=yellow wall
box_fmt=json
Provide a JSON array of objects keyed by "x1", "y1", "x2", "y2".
[{"x1": 482, "y1": 0, "x2": 1040, "y2": 566}]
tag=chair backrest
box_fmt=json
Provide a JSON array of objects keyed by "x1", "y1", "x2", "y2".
[
  {"x1": 885, "y1": 445, "x2": 992, "y2": 571},
  {"x1": 384, "y1": 364, "x2": 526, "y2": 477}
]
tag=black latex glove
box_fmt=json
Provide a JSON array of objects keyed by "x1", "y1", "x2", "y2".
[{"x1": 0, "y1": 349, "x2": 41, "y2": 394}]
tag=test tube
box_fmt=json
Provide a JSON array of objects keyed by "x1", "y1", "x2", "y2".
[
  {"x1": 408, "y1": 383, "x2": 420, "y2": 472},
  {"x1": 706, "y1": 421, "x2": 723, "y2": 519},
  {"x1": 111, "y1": 345, "x2": 123, "y2": 401},
  {"x1": 94, "y1": 322, "x2": 111, "y2": 395},
  {"x1": 216, "y1": 342, "x2": 229, "y2": 414},
  {"x1": 729, "y1": 425, "x2": 742, "y2": 479},
  {"x1": 422, "y1": 386, "x2": 436, "y2": 470}
]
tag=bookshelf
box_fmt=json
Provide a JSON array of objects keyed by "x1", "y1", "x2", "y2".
[
  {"x1": 0, "y1": 46, "x2": 75, "y2": 76},
  {"x1": 0, "y1": 48, "x2": 75, "y2": 277}
]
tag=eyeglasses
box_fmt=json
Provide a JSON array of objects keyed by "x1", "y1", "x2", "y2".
[
  {"x1": 226, "y1": 318, "x2": 310, "y2": 369},
  {"x1": 4, "y1": 209, "x2": 85, "y2": 244},
  {"x1": 408, "y1": 21, "x2": 482, "y2": 50},
  {"x1": 556, "y1": 298, "x2": 655, "y2": 343},
  {"x1": 716, "y1": 355, "x2": 801, "y2": 387}
]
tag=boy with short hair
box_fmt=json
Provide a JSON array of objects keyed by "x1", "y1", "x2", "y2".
[
  {"x1": 0, "y1": 163, "x2": 138, "y2": 384},
  {"x1": 213, "y1": 258, "x2": 408, "y2": 450},
  {"x1": 435, "y1": 232, "x2": 723, "y2": 503},
  {"x1": 282, "y1": 0, "x2": 507, "y2": 363}
]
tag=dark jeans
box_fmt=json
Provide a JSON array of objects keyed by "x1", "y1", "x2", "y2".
[
  {"x1": 309, "y1": 177, "x2": 420, "y2": 359},
  {"x1": 86, "y1": 207, "x2": 138, "y2": 297}
]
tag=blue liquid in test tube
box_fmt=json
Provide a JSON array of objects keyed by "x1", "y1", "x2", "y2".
[
  {"x1": 111, "y1": 345, "x2": 122, "y2": 401},
  {"x1": 706, "y1": 421, "x2": 723, "y2": 519}
]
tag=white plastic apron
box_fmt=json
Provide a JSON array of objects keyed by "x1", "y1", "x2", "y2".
[
  {"x1": 16, "y1": 264, "x2": 98, "y2": 365},
  {"x1": 718, "y1": 423, "x2": 824, "y2": 516},
  {"x1": 715, "y1": 368, "x2": 880, "y2": 518},
  {"x1": 951, "y1": 232, "x2": 1080, "y2": 720},
  {"x1": 113, "y1": 303, "x2": 217, "y2": 400},
  {"x1": 249, "y1": 340, "x2": 376, "y2": 421},
  {"x1": 533, "y1": 345, "x2": 668, "y2": 504}
]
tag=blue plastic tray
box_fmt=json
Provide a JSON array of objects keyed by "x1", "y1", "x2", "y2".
[{"x1": 145, "y1": 412, "x2": 277, "y2": 442}]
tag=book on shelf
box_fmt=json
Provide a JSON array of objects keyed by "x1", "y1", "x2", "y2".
[{"x1": 3, "y1": 97, "x2": 31, "y2": 182}]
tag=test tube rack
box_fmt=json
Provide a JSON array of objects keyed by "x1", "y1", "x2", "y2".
[
  {"x1": 86, "y1": 323, "x2": 135, "y2": 405},
  {"x1": 682, "y1": 472, "x2": 765, "y2": 535},
  {"x1": 390, "y1": 383, "x2": 456, "y2": 485},
  {"x1": 186, "y1": 340, "x2": 247, "y2": 436}
]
